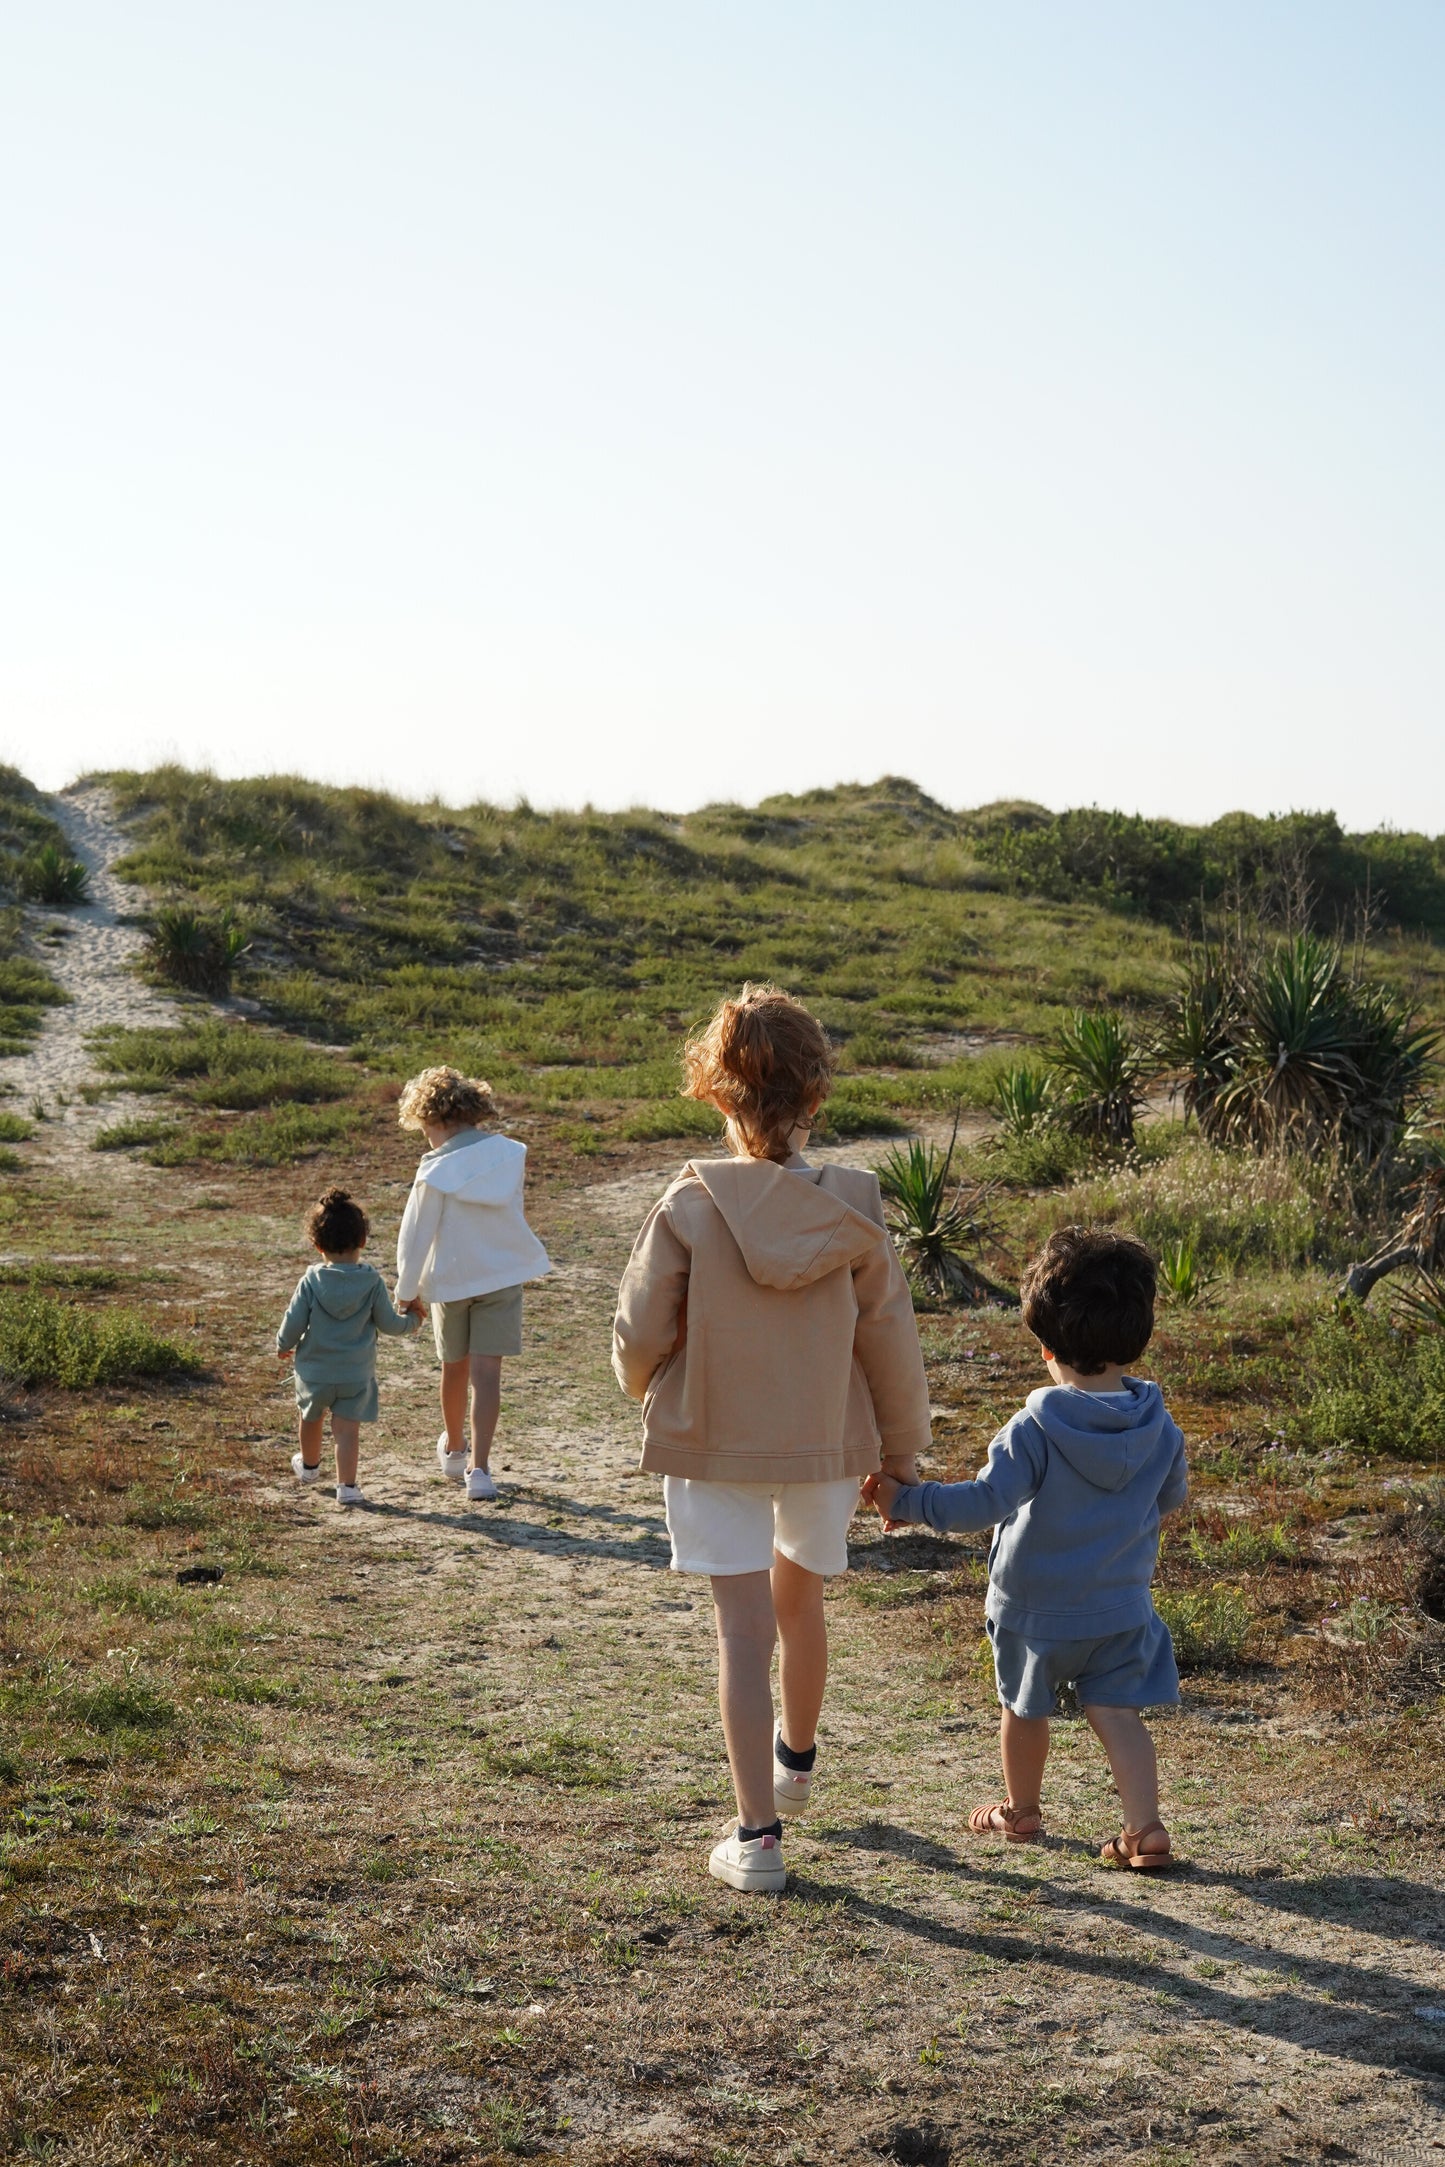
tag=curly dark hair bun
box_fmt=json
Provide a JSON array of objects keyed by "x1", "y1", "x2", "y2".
[{"x1": 307, "y1": 1188, "x2": 369, "y2": 1255}]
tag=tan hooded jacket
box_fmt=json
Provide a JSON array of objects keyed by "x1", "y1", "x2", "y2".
[{"x1": 612, "y1": 1155, "x2": 931, "y2": 1483}]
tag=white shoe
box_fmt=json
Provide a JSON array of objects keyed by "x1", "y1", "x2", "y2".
[
  {"x1": 336, "y1": 1484, "x2": 365, "y2": 1507},
  {"x1": 291, "y1": 1452, "x2": 321, "y2": 1484},
  {"x1": 436, "y1": 1434, "x2": 467, "y2": 1484},
  {"x1": 465, "y1": 1466, "x2": 498, "y2": 1503},
  {"x1": 774, "y1": 1729, "x2": 815, "y2": 1819},
  {"x1": 708, "y1": 1825, "x2": 786, "y2": 1894}
]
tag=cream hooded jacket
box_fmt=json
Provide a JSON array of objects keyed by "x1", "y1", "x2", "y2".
[
  {"x1": 395, "y1": 1131, "x2": 551, "y2": 1305},
  {"x1": 612, "y1": 1155, "x2": 931, "y2": 1483}
]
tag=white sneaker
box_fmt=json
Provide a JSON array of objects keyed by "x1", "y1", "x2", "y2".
[
  {"x1": 708, "y1": 1825, "x2": 786, "y2": 1894},
  {"x1": 436, "y1": 1434, "x2": 467, "y2": 1484},
  {"x1": 774, "y1": 1729, "x2": 815, "y2": 1819},
  {"x1": 465, "y1": 1466, "x2": 498, "y2": 1503},
  {"x1": 336, "y1": 1483, "x2": 366, "y2": 1507},
  {"x1": 291, "y1": 1452, "x2": 321, "y2": 1484}
]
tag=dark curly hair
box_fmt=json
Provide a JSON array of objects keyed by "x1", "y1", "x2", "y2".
[
  {"x1": 1020, "y1": 1226, "x2": 1156, "y2": 1376},
  {"x1": 307, "y1": 1188, "x2": 369, "y2": 1256}
]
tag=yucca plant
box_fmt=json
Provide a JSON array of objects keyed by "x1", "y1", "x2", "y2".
[
  {"x1": 1157, "y1": 1237, "x2": 1213, "y2": 1308},
  {"x1": 16, "y1": 842, "x2": 89, "y2": 905},
  {"x1": 877, "y1": 1117, "x2": 1009, "y2": 1303},
  {"x1": 1050, "y1": 1009, "x2": 1148, "y2": 1151},
  {"x1": 1390, "y1": 1268, "x2": 1445, "y2": 1334},
  {"x1": 144, "y1": 906, "x2": 250, "y2": 995},
  {"x1": 1162, "y1": 933, "x2": 1436, "y2": 1165},
  {"x1": 992, "y1": 1062, "x2": 1057, "y2": 1138}
]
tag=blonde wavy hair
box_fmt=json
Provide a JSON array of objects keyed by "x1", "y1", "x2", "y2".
[
  {"x1": 397, "y1": 1065, "x2": 497, "y2": 1132},
  {"x1": 682, "y1": 983, "x2": 836, "y2": 1163}
]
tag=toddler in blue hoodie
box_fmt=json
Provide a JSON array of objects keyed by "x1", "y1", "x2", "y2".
[{"x1": 865, "y1": 1226, "x2": 1186, "y2": 1869}]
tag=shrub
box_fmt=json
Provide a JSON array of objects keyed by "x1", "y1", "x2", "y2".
[
  {"x1": 1158, "y1": 1238, "x2": 1213, "y2": 1308},
  {"x1": 992, "y1": 1062, "x2": 1057, "y2": 1138},
  {"x1": 620, "y1": 1099, "x2": 722, "y2": 1143},
  {"x1": 93, "y1": 1117, "x2": 178, "y2": 1152},
  {"x1": 0, "y1": 1291, "x2": 200, "y2": 1388},
  {"x1": 1161, "y1": 934, "x2": 1436, "y2": 1163},
  {"x1": 1155, "y1": 1586, "x2": 1253, "y2": 1668},
  {"x1": 878, "y1": 1127, "x2": 1007, "y2": 1303},
  {"x1": 1057, "y1": 1139, "x2": 1326, "y2": 1273},
  {"x1": 143, "y1": 906, "x2": 250, "y2": 994},
  {"x1": 17, "y1": 842, "x2": 89, "y2": 906},
  {"x1": 1050, "y1": 1010, "x2": 1148, "y2": 1150},
  {"x1": 0, "y1": 1113, "x2": 33, "y2": 1143},
  {"x1": 1293, "y1": 1305, "x2": 1445, "y2": 1462},
  {"x1": 983, "y1": 1125, "x2": 1091, "y2": 1191}
]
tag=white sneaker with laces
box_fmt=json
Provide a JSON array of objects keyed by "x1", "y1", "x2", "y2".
[
  {"x1": 436, "y1": 1434, "x2": 467, "y2": 1484},
  {"x1": 773, "y1": 1729, "x2": 815, "y2": 1818},
  {"x1": 291, "y1": 1452, "x2": 321, "y2": 1484},
  {"x1": 336, "y1": 1483, "x2": 366, "y2": 1507},
  {"x1": 708, "y1": 1825, "x2": 786, "y2": 1893},
  {"x1": 465, "y1": 1466, "x2": 498, "y2": 1503}
]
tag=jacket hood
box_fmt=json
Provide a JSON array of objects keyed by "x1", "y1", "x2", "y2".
[
  {"x1": 417, "y1": 1131, "x2": 525, "y2": 1200},
  {"x1": 686, "y1": 1158, "x2": 885, "y2": 1290},
  {"x1": 307, "y1": 1263, "x2": 380, "y2": 1321},
  {"x1": 1026, "y1": 1379, "x2": 1170, "y2": 1493}
]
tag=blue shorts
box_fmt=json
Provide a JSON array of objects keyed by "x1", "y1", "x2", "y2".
[
  {"x1": 987, "y1": 1610, "x2": 1179, "y2": 1719},
  {"x1": 295, "y1": 1377, "x2": 379, "y2": 1425}
]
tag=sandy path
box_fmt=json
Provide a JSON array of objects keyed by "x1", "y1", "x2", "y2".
[{"x1": 0, "y1": 786, "x2": 185, "y2": 1147}]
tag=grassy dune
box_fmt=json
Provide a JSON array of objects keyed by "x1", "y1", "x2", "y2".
[{"x1": 2, "y1": 769, "x2": 1444, "y2": 2162}]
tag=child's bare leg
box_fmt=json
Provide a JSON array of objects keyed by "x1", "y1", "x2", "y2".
[
  {"x1": 998, "y1": 1709, "x2": 1050, "y2": 1820},
  {"x1": 1084, "y1": 1704, "x2": 1167, "y2": 1850},
  {"x1": 331, "y1": 1418, "x2": 361, "y2": 1489},
  {"x1": 710, "y1": 1571, "x2": 779, "y2": 1829},
  {"x1": 467, "y1": 1355, "x2": 502, "y2": 1472},
  {"x1": 440, "y1": 1360, "x2": 469, "y2": 1451},
  {"x1": 771, "y1": 1552, "x2": 826, "y2": 1753},
  {"x1": 297, "y1": 1414, "x2": 325, "y2": 1470}
]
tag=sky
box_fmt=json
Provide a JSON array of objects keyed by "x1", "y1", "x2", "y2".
[{"x1": 2, "y1": 2, "x2": 1443, "y2": 829}]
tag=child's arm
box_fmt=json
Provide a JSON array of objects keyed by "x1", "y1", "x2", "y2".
[
  {"x1": 870, "y1": 1418, "x2": 1047, "y2": 1536},
  {"x1": 850, "y1": 1225, "x2": 931, "y2": 1480},
  {"x1": 275, "y1": 1280, "x2": 312, "y2": 1359},
  {"x1": 395, "y1": 1179, "x2": 444, "y2": 1305},
  {"x1": 371, "y1": 1280, "x2": 423, "y2": 1337},
  {"x1": 612, "y1": 1199, "x2": 690, "y2": 1401},
  {"x1": 1158, "y1": 1427, "x2": 1189, "y2": 1515}
]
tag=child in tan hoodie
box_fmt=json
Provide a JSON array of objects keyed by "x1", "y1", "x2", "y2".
[{"x1": 612, "y1": 984, "x2": 930, "y2": 1892}]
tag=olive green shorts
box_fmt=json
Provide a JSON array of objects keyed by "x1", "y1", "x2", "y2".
[{"x1": 432, "y1": 1285, "x2": 524, "y2": 1362}]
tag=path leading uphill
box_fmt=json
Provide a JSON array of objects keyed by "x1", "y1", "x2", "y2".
[{"x1": 0, "y1": 787, "x2": 185, "y2": 1148}]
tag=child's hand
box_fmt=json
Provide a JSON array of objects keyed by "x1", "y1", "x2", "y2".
[
  {"x1": 400, "y1": 1297, "x2": 427, "y2": 1319},
  {"x1": 862, "y1": 1470, "x2": 907, "y2": 1530},
  {"x1": 277, "y1": 1348, "x2": 293, "y2": 1366}
]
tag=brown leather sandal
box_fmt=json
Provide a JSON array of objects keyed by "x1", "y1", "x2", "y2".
[
  {"x1": 1100, "y1": 1821, "x2": 1173, "y2": 1870},
  {"x1": 968, "y1": 1800, "x2": 1043, "y2": 1842}
]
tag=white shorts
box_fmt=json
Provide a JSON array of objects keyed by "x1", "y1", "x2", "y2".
[{"x1": 662, "y1": 1475, "x2": 862, "y2": 1578}]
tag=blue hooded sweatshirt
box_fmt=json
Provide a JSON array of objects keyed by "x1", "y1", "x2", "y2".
[{"x1": 889, "y1": 1380, "x2": 1187, "y2": 1638}]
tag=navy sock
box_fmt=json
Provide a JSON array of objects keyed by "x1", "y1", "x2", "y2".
[
  {"x1": 775, "y1": 1735, "x2": 816, "y2": 1773},
  {"x1": 738, "y1": 1818, "x2": 783, "y2": 1842}
]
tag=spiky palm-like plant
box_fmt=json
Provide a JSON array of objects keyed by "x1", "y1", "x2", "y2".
[
  {"x1": 877, "y1": 1118, "x2": 1010, "y2": 1304},
  {"x1": 992, "y1": 1062, "x2": 1057, "y2": 1138},
  {"x1": 1050, "y1": 1010, "x2": 1148, "y2": 1150},
  {"x1": 145, "y1": 906, "x2": 250, "y2": 995},
  {"x1": 17, "y1": 842, "x2": 89, "y2": 906}
]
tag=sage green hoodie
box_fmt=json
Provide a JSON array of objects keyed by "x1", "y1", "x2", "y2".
[{"x1": 276, "y1": 1262, "x2": 420, "y2": 1386}]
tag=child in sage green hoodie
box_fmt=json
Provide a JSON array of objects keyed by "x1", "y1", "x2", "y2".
[{"x1": 277, "y1": 1188, "x2": 422, "y2": 1506}]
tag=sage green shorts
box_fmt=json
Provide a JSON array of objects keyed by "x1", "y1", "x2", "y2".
[{"x1": 432, "y1": 1284, "x2": 524, "y2": 1362}]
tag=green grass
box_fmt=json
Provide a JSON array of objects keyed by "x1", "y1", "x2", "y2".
[
  {"x1": 0, "y1": 1290, "x2": 201, "y2": 1388},
  {"x1": 482, "y1": 1729, "x2": 622, "y2": 1790},
  {"x1": 1292, "y1": 1305, "x2": 1445, "y2": 1462},
  {"x1": 0, "y1": 771, "x2": 74, "y2": 1051},
  {"x1": 68, "y1": 1682, "x2": 179, "y2": 1735},
  {"x1": 93, "y1": 1116, "x2": 179, "y2": 1152},
  {"x1": 142, "y1": 1101, "x2": 364, "y2": 1167},
  {"x1": 1154, "y1": 1586, "x2": 1254, "y2": 1669},
  {"x1": 1041, "y1": 1136, "x2": 1333, "y2": 1274},
  {"x1": 0, "y1": 1113, "x2": 34, "y2": 1143},
  {"x1": 90, "y1": 1019, "x2": 356, "y2": 1108}
]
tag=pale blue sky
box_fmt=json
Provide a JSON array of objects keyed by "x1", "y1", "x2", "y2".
[{"x1": 3, "y1": 4, "x2": 1442, "y2": 827}]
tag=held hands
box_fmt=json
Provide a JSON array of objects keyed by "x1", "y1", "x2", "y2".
[
  {"x1": 277, "y1": 1349, "x2": 293, "y2": 1366},
  {"x1": 862, "y1": 1469, "x2": 907, "y2": 1532},
  {"x1": 399, "y1": 1297, "x2": 428, "y2": 1319}
]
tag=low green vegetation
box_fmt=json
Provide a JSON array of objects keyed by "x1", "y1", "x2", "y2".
[
  {"x1": 1292, "y1": 1305, "x2": 1445, "y2": 1462},
  {"x1": 0, "y1": 1290, "x2": 200, "y2": 1389},
  {"x1": 1154, "y1": 1584, "x2": 1255, "y2": 1668}
]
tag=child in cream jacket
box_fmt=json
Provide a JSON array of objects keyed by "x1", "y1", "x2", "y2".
[{"x1": 394, "y1": 1066, "x2": 550, "y2": 1502}]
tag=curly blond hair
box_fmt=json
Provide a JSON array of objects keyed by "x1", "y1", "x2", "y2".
[
  {"x1": 682, "y1": 983, "x2": 836, "y2": 1163},
  {"x1": 397, "y1": 1065, "x2": 497, "y2": 1132}
]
